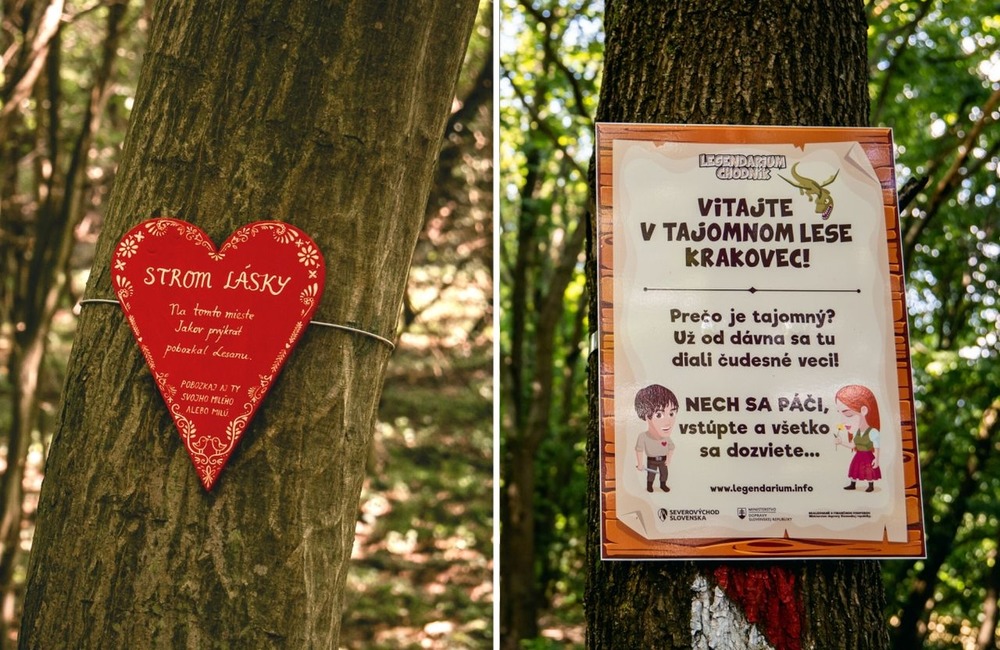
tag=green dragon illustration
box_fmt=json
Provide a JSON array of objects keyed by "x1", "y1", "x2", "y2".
[{"x1": 778, "y1": 163, "x2": 839, "y2": 220}]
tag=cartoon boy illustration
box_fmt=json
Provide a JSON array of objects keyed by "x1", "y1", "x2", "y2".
[
  {"x1": 634, "y1": 384, "x2": 678, "y2": 493},
  {"x1": 833, "y1": 384, "x2": 882, "y2": 492}
]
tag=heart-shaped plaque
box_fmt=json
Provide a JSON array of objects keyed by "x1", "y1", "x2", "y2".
[{"x1": 111, "y1": 218, "x2": 325, "y2": 490}]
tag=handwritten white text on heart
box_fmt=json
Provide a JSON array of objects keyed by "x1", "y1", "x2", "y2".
[{"x1": 143, "y1": 265, "x2": 292, "y2": 296}]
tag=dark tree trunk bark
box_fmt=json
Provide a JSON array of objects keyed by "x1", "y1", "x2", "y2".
[
  {"x1": 19, "y1": 1, "x2": 477, "y2": 648},
  {"x1": 586, "y1": 2, "x2": 891, "y2": 648},
  {"x1": 501, "y1": 441, "x2": 540, "y2": 646}
]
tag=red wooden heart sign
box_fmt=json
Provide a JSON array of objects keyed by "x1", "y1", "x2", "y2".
[{"x1": 111, "y1": 218, "x2": 325, "y2": 490}]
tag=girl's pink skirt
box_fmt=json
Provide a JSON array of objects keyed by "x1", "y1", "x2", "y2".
[{"x1": 848, "y1": 451, "x2": 882, "y2": 481}]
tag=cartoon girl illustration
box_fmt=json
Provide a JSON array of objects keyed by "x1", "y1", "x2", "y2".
[{"x1": 833, "y1": 384, "x2": 881, "y2": 492}]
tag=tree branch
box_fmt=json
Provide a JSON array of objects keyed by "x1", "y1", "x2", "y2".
[
  {"x1": 902, "y1": 86, "x2": 1000, "y2": 265},
  {"x1": 0, "y1": 0, "x2": 65, "y2": 127}
]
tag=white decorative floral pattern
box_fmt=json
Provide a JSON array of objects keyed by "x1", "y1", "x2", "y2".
[{"x1": 297, "y1": 244, "x2": 319, "y2": 267}]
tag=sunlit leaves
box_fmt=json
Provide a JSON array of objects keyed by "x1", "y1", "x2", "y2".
[{"x1": 873, "y1": 5, "x2": 1000, "y2": 644}]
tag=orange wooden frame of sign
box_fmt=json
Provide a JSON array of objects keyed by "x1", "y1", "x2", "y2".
[{"x1": 596, "y1": 124, "x2": 926, "y2": 560}]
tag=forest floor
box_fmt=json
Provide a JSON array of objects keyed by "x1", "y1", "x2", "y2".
[{"x1": 338, "y1": 284, "x2": 493, "y2": 649}]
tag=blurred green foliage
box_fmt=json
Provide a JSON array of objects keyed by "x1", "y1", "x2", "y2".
[{"x1": 499, "y1": 1, "x2": 600, "y2": 643}]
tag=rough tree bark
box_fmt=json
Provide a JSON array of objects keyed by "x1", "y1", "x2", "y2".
[
  {"x1": 586, "y1": 2, "x2": 891, "y2": 649},
  {"x1": 19, "y1": 1, "x2": 477, "y2": 647}
]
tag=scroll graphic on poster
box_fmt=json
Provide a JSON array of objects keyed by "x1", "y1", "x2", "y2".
[{"x1": 595, "y1": 125, "x2": 926, "y2": 559}]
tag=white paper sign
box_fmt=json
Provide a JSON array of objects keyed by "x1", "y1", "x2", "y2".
[{"x1": 596, "y1": 125, "x2": 924, "y2": 560}]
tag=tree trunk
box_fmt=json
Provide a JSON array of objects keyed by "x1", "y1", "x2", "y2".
[
  {"x1": 500, "y1": 442, "x2": 540, "y2": 646},
  {"x1": 586, "y1": 2, "x2": 891, "y2": 648},
  {"x1": 976, "y1": 546, "x2": 1000, "y2": 650},
  {"x1": 19, "y1": 1, "x2": 477, "y2": 647}
]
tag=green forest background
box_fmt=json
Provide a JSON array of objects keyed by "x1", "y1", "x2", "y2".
[{"x1": 500, "y1": 1, "x2": 1000, "y2": 649}]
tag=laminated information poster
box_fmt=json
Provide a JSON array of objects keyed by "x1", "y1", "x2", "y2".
[{"x1": 595, "y1": 124, "x2": 926, "y2": 559}]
